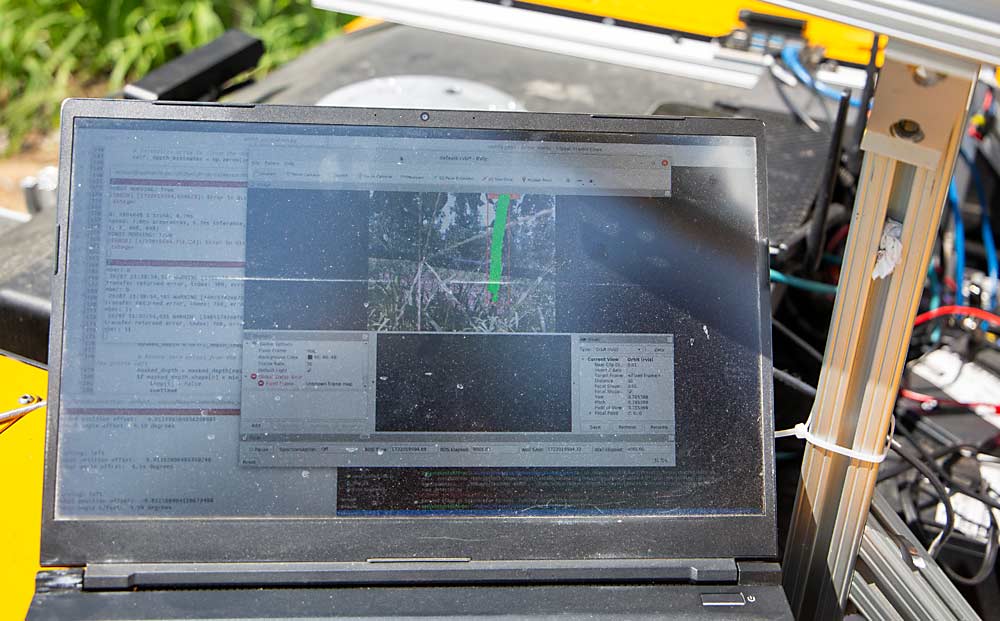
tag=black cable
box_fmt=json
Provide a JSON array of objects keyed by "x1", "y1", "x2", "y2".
[
  {"x1": 778, "y1": 294, "x2": 831, "y2": 343},
  {"x1": 895, "y1": 424, "x2": 945, "y2": 473},
  {"x1": 944, "y1": 476, "x2": 1000, "y2": 514},
  {"x1": 881, "y1": 413, "x2": 1000, "y2": 582},
  {"x1": 889, "y1": 438, "x2": 954, "y2": 556},
  {"x1": 772, "y1": 316, "x2": 824, "y2": 363},
  {"x1": 881, "y1": 441, "x2": 1000, "y2": 515},
  {"x1": 878, "y1": 442, "x2": 981, "y2": 482},
  {"x1": 767, "y1": 63, "x2": 821, "y2": 133},
  {"x1": 773, "y1": 368, "x2": 817, "y2": 398},
  {"x1": 806, "y1": 88, "x2": 852, "y2": 273},
  {"x1": 941, "y1": 491, "x2": 999, "y2": 586},
  {"x1": 847, "y1": 33, "x2": 879, "y2": 174},
  {"x1": 917, "y1": 521, "x2": 991, "y2": 547},
  {"x1": 897, "y1": 473, "x2": 923, "y2": 536}
]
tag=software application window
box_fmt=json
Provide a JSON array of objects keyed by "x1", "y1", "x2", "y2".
[
  {"x1": 240, "y1": 331, "x2": 675, "y2": 467},
  {"x1": 236, "y1": 146, "x2": 679, "y2": 468},
  {"x1": 56, "y1": 119, "x2": 765, "y2": 518}
]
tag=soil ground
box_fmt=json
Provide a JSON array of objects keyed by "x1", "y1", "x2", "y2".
[{"x1": 0, "y1": 135, "x2": 60, "y2": 213}]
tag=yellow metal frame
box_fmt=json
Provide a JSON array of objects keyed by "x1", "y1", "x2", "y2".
[
  {"x1": 504, "y1": 0, "x2": 882, "y2": 65},
  {"x1": 0, "y1": 356, "x2": 49, "y2": 620},
  {"x1": 343, "y1": 1, "x2": 884, "y2": 65}
]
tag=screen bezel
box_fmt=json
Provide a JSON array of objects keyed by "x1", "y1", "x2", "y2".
[{"x1": 43, "y1": 98, "x2": 775, "y2": 565}]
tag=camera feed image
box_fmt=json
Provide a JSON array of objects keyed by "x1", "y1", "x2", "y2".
[{"x1": 367, "y1": 191, "x2": 557, "y2": 333}]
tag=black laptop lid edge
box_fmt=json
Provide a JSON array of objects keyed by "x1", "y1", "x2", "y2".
[{"x1": 41, "y1": 98, "x2": 775, "y2": 566}]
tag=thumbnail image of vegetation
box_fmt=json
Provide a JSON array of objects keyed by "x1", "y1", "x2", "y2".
[{"x1": 367, "y1": 191, "x2": 557, "y2": 333}]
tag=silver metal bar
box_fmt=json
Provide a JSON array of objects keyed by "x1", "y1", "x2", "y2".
[
  {"x1": 782, "y1": 41, "x2": 979, "y2": 619},
  {"x1": 850, "y1": 572, "x2": 907, "y2": 621},
  {"x1": 312, "y1": 0, "x2": 765, "y2": 89},
  {"x1": 859, "y1": 520, "x2": 955, "y2": 620},
  {"x1": 867, "y1": 493, "x2": 980, "y2": 620},
  {"x1": 764, "y1": 0, "x2": 1000, "y2": 66}
]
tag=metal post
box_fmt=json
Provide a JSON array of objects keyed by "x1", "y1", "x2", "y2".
[
  {"x1": 782, "y1": 41, "x2": 980, "y2": 619},
  {"x1": 850, "y1": 493, "x2": 980, "y2": 620}
]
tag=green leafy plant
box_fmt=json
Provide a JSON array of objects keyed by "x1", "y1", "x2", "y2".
[{"x1": 0, "y1": 0, "x2": 351, "y2": 153}]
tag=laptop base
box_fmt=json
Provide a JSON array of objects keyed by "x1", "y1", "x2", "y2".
[{"x1": 29, "y1": 566, "x2": 793, "y2": 620}]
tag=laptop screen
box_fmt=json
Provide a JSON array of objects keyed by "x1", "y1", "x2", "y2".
[{"x1": 55, "y1": 117, "x2": 766, "y2": 519}]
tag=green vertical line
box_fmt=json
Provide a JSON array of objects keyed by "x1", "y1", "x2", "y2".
[{"x1": 487, "y1": 193, "x2": 511, "y2": 302}]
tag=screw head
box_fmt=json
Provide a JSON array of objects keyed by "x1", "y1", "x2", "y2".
[
  {"x1": 890, "y1": 119, "x2": 924, "y2": 142},
  {"x1": 18, "y1": 394, "x2": 35, "y2": 404}
]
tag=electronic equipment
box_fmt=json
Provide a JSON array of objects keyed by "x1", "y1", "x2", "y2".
[
  {"x1": 0, "y1": 208, "x2": 54, "y2": 363},
  {"x1": 123, "y1": 29, "x2": 263, "y2": 101},
  {"x1": 28, "y1": 99, "x2": 789, "y2": 619},
  {"x1": 0, "y1": 17, "x2": 851, "y2": 366}
]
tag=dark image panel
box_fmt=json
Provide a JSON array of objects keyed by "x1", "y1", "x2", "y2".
[
  {"x1": 245, "y1": 189, "x2": 369, "y2": 280},
  {"x1": 243, "y1": 279, "x2": 367, "y2": 331},
  {"x1": 375, "y1": 333, "x2": 571, "y2": 432},
  {"x1": 557, "y1": 284, "x2": 676, "y2": 335},
  {"x1": 551, "y1": 177, "x2": 761, "y2": 349},
  {"x1": 554, "y1": 194, "x2": 682, "y2": 289},
  {"x1": 336, "y1": 467, "x2": 758, "y2": 515}
]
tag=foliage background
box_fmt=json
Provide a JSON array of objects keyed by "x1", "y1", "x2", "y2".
[{"x1": 0, "y1": 0, "x2": 351, "y2": 153}]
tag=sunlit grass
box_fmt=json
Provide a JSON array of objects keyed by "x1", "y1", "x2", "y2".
[{"x1": 0, "y1": 0, "x2": 351, "y2": 153}]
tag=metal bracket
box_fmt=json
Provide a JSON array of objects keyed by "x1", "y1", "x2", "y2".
[{"x1": 782, "y1": 40, "x2": 980, "y2": 619}]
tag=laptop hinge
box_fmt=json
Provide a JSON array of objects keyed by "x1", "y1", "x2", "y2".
[
  {"x1": 736, "y1": 560, "x2": 783, "y2": 586},
  {"x1": 35, "y1": 568, "x2": 84, "y2": 594},
  {"x1": 83, "y1": 558, "x2": 738, "y2": 590}
]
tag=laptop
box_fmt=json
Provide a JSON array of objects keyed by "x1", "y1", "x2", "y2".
[{"x1": 29, "y1": 98, "x2": 788, "y2": 619}]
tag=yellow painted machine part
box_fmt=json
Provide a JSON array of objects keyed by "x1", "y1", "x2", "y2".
[
  {"x1": 0, "y1": 355, "x2": 49, "y2": 619},
  {"x1": 516, "y1": 0, "x2": 882, "y2": 65},
  {"x1": 345, "y1": 1, "x2": 884, "y2": 66},
  {"x1": 343, "y1": 15, "x2": 384, "y2": 34}
]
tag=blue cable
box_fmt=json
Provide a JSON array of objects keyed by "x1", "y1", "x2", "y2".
[
  {"x1": 780, "y1": 46, "x2": 864, "y2": 108},
  {"x1": 927, "y1": 260, "x2": 942, "y2": 342},
  {"x1": 948, "y1": 180, "x2": 967, "y2": 304},
  {"x1": 959, "y1": 149, "x2": 998, "y2": 310},
  {"x1": 770, "y1": 269, "x2": 838, "y2": 295}
]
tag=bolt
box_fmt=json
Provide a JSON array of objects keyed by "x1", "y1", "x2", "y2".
[
  {"x1": 18, "y1": 394, "x2": 37, "y2": 405},
  {"x1": 890, "y1": 119, "x2": 924, "y2": 142}
]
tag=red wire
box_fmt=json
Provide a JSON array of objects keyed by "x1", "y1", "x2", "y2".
[
  {"x1": 900, "y1": 388, "x2": 1000, "y2": 414},
  {"x1": 902, "y1": 305, "x2": 1000, "y2": 413},
  {"x1": 913, "y1": 305, "x2": 1000, "y2": 328},
  {"x1": 901, "y1": 97, "x2": 999, "y2": 415},
  {"x1": 826, "y1": 224, "x2": 850, "y2": 252}
]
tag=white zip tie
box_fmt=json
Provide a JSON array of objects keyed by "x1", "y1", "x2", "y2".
[
  {"x1": 775, "y1": 414, "x2": 895, "y2": 464},
  {"x1": 0, "y1": 398, "x2": 47, "y2": 424}
]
